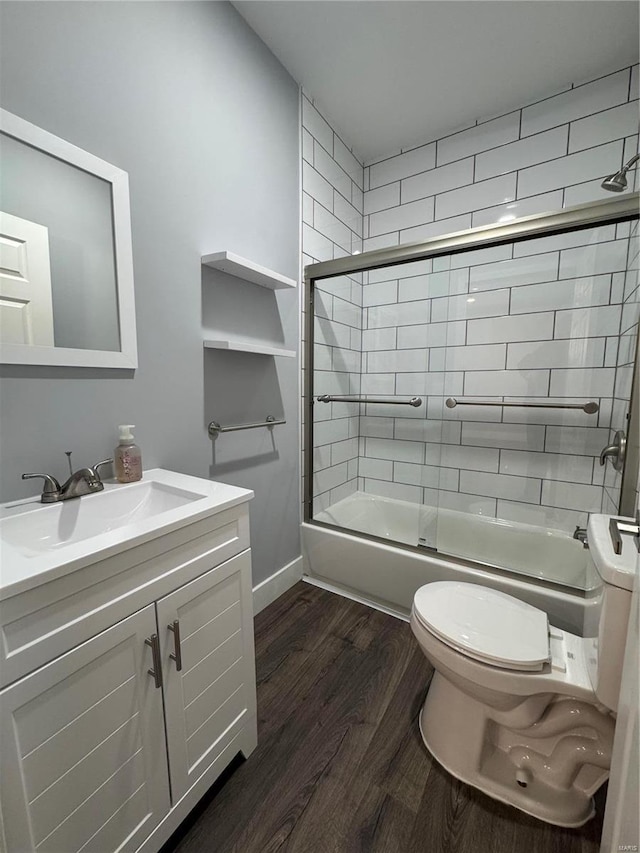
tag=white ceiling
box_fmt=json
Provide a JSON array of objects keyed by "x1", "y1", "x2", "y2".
[{"x1": 233, "y1": 1, "x2": 640, "y2": 164}]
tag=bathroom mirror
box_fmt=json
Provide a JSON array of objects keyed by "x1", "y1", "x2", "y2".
[{"x1": 0, "y1": 109, "x2": 137, "y2": 368}]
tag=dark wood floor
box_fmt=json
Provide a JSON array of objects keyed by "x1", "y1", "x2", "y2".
[{"x1": 164, "y1": 582, "x2": 604, "y2": 853}]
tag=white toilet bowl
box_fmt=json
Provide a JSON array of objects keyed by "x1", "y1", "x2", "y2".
[{"x1": 410, "y1": 514, "x2": 636, "y2": 828}]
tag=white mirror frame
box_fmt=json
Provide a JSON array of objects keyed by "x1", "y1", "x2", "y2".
[{"x1": 0, "y1": 109, "x2": 138, "y2": 368}]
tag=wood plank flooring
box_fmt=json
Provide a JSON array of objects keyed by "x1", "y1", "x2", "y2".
[{"x1": 163, "y1": 582, "x2": 604, "y2": 853}]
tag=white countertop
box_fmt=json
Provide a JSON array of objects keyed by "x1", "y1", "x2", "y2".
[{"x1": 0, "y1": 468, "x2": 253, "y2": 600}]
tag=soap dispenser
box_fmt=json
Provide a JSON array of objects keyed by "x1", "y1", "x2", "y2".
[{"x1": 114, "y1": 424, "x2": 142, "y2": 483}]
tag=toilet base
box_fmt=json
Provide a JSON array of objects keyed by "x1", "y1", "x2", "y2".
[{"x1": 419, "y1": 672, "x2": 612, "y2": 828}]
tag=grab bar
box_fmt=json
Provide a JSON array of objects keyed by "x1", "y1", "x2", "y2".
[
  {"x1": 445, "y1": 397, "x2": 599, "y2": 414},
  {"x1": 317, "y1": 395, "x2": 422, "y2": 407},
  {"x1": 208, "y1": 415, "x2": 285, "y2": 438}
]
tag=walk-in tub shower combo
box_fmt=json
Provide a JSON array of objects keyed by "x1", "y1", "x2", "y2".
[{"x1": 302, "y1": 195, "x2": 640, "y2": 633}]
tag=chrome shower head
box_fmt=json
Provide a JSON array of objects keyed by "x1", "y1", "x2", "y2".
[
  {"x1": 601, "y1": 170, "x2": 628, "y2": 192},
  {"x1": 601, "y1": 153, "x2": 639, "y2": 193}
]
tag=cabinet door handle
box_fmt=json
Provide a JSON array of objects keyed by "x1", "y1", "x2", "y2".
[
  {"x1": 167, "y1": 620, "x2": 183, "y2": 671},
  {"x1": 145, "y1": 634, "x2": 162, "y2": 688}
]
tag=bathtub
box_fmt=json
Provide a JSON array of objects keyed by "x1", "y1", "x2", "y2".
[{"x1": 303, "y1": 491, "x2": 598, "y2": 635}]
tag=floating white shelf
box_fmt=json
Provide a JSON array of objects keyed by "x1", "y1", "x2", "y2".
[
  {"x1": 201, "y1": 251, "x2": 297, "y2": 290},
  {"x1": 203, "y1": 338, "x2": 295, "y2": 358}
]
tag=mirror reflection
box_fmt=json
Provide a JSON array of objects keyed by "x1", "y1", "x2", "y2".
[{"x1": 0, "y1": 131, "x2": 120, "y2": 352}]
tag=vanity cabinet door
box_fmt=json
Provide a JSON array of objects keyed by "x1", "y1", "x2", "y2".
[
  {"x1": 157, "y1": 550, "x2": 257, "y2": 803},
  {"x1": 0, "y1": 604, "x2": 170, "y2": 853}
]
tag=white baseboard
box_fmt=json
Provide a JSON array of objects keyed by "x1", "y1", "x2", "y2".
[
  {"x1": 252, "y1": 556, "x2": 304, "y2": 614},
  {"x1": 301, "y1": 575, "x2": 409, "y2": 622}
]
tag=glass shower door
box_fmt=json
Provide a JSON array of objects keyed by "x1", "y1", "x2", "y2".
[
  {"x1": 426, "y1": 221, "x2": 637, "y2": 591},
  {"x1": 306, "y1": 198, "x2": 639, "y2": 597},
  {"x1": 310, "y1": 260, "x2": 434, "y2": 549}
]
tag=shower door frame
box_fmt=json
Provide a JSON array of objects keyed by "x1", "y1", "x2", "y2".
[{"x1": 304, "y1": 193, "x2": 640, "y2": 540}]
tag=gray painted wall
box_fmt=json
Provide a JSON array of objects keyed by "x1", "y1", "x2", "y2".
[{"x1": 0, "y1": 1, "x2": 301, "y2": 585}]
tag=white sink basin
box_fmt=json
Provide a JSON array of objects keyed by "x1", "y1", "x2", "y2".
[
  {"x1": 0, "y1": 468, "x2": 253, "y2": 598},
  {"x1": 2, "y1": 480, "x2": 204, "y2": 556}
]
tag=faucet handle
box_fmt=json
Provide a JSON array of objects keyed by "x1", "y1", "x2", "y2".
[
  {"x1": 92, "y1": 459, "x2": 113, "y2": 480},
  {"x1": 599, "y1": 430, "x2": 626, "y2": 471},
  {"x1": 21, "y1": 473, "x2": 61, "y2": 500}
]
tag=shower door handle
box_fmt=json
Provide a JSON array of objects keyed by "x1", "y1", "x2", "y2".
[
  {"x1": 317, "y1": 395, "x2": 422, "y2": 407},
  {"x1": 599, "y1": 430, "x2": 626, "y2": 472}
]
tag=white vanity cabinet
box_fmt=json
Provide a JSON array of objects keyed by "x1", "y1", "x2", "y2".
[
  {"x1": 0, "y1": 476, "x2": 257, "y2": 853},
  {"x1": 0, "y1": 605, "x2": 171, "y2": 853},
  {"x1": 157, "y1": 551, "x2": 256, "y2": 804}
]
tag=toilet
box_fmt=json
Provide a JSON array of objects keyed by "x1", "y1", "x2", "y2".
[{"x1": 410, "y1": 513, "x2": 636, "y2": 827}]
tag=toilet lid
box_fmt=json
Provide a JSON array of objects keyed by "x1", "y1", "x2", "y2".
[{"x1": 413, "y1": 582, "x2": 550, "y2": 671}]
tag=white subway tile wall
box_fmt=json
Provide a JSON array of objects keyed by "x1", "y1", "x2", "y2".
[
  {"x1": 303, "y1": 65, "x2": 639, "y2": 537},
  {"x1": 361, "y1": 66, "x2": 638, "y2": 253},
  {"x1": 302, "y1": 92, "x2": 364, "y2": 511}
]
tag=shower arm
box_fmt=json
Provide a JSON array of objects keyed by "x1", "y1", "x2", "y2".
[
  {"x1": 617, "y1": 153, "x2": 640, "y2": 179},
  {"x1": 625, "y1": 153, "x2": 640, "y2": 170}
]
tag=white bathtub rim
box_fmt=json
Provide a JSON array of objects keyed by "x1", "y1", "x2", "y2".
[
  {"x1": 314, "y1": 490, "x2": 590, "y2": 591},
  {"x1": 303, "y1": 519, "x2": 589, "y2": 603},
  {"x1": 302, "y1": 520, "x2": 598, "y2": 636}
]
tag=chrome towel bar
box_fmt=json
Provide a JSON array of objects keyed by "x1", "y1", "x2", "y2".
[
  {"x1": 208, "y1": 415, "x2": 285, "y2": 438},
  {"x1": 317, "y1": 395, "x2": 422, "y2": 407},
  {"x1": 445, "y1": 397, "x2": 599, "y2": 414}
]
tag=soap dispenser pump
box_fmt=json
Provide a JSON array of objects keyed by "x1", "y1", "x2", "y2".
[{"x1": 114, "y1": 424, "x2": 142, "y2": 483}]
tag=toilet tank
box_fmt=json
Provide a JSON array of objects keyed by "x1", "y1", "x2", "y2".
[{"x1": 584, "y1": 515, "x2": 637, "y2": 712}]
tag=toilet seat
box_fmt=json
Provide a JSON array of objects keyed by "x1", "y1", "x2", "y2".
[{"x1": 413, "y1": 582, "x2": 550, "y2": 672}]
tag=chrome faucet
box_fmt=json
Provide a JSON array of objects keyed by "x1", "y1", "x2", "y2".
[
  {"x1": 573, "y1": 526, "x2": 588, "y2": 548},
  {"x1": 22, "y1": 456, "x2": 113, "y2": 503}
]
